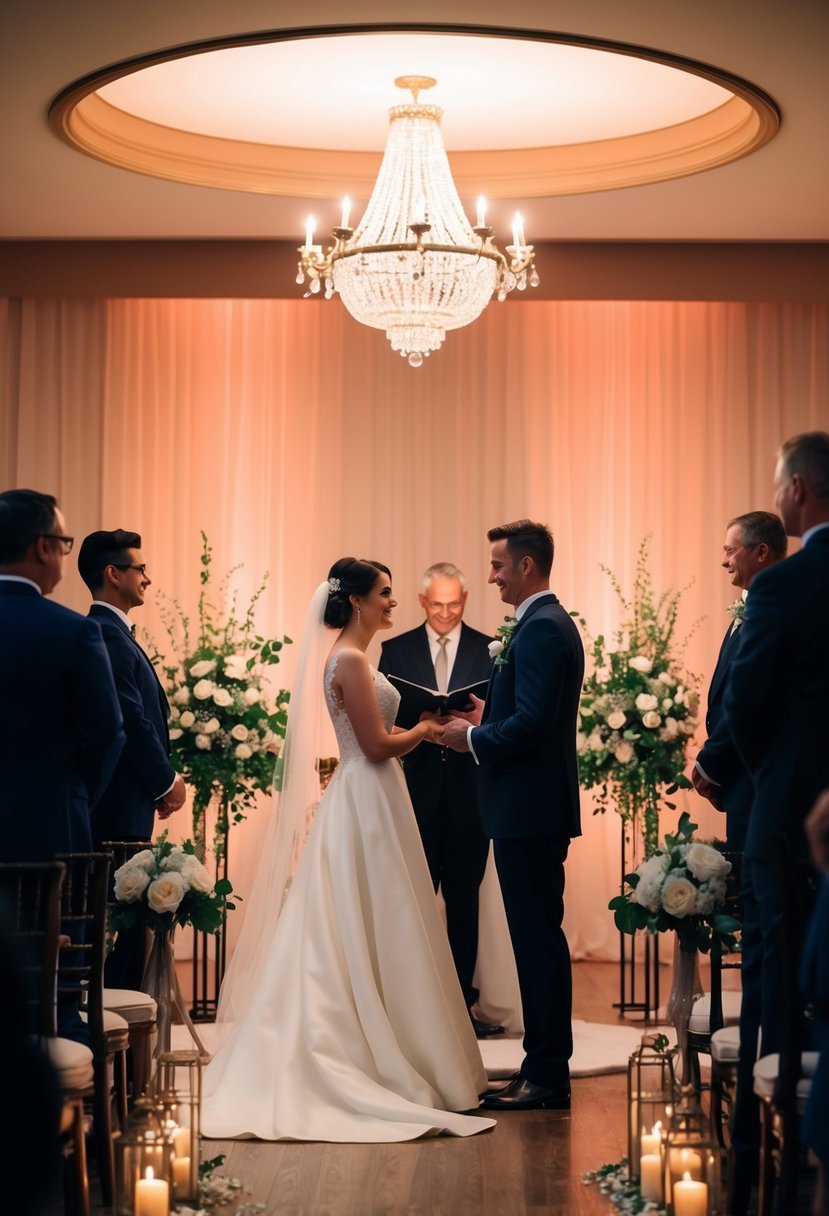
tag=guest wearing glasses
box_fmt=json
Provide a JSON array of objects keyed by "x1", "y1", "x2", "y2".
[
  {"x1": 0, "y1": 489, "x2": 125, "y2": 861},
  {"x1": 78, "y1": 530, "x2": 186, "y2": 985}
]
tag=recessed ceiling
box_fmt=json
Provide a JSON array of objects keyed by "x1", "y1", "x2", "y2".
[{"x1": 50, "y1": 29, "x2": 777, "y2": 201}]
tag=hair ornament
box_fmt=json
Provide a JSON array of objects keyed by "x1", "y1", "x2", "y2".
[{"x1": 327, "y1": 577, "x2": 341, "y2": 594}]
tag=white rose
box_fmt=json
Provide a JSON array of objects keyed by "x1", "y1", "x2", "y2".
[
  {"x1": 629, "y1": 655, "x2": 653, "y2": 673},
  {"x1": 146, "y1": 872, "x2": 186, "y2": 915},
  {"x1": 202, "y1": 717, "x2": 220, "y2": 735},
  {"x1": 189, "y1": 659, "x2": 216, "y2": 678},
  {"x1": 179, "y1": 710, "x2": 195, "y2": 728},
  {"x1": 661, "y1": 717, "x2": 680, "y2": 741},
  {"x1": 614, "y1": 740, "x2": 634, "y2": 763},
  {"x1": 662, "y1": 698, "x2": 674, "y2": 711},
  {"x1": 606, "y1": 710, "x2": 627, "y2": 730},
  {"x1": 674, "y1": 687, "x2": 687, "y2": 706},
  {"x1": 161, "y1": 846, "x2": 186, "y2": 872},
  {"x1": 231, "y1": 723, "x2": 249, "y2": 741},
  {"x1": 173, "y1": 686, "x2": 190, "y2": 705},
  {"x1": 169, "y1": 728, "x2": 183, "y2": 740},
  {"x1": 685, "y1": 843, "x2": 731, "y2": 883},
  {"x1": 242, "y1": 687, "x2": 260, "y2": 706},
  {"x1": 113, "y1": 866, "x2": 150, "y2": 903},
  {"x1": 642, "y1": 711, "x2": 661, "y2": 729},
  {"x1": 223, "y1": 654, "x2": 248, "y2": 680},
  {"x1": 661, "y1": 874, "x2": 699, "y2": 918},
  {"x1": 657, "y1": 671, "x2": 674, "y2": 686},
  {"x1": 180, "y1": 855, "x2": 214, "y2": 893},
  {"x1": 635, "y1": 692, "x2": 659, "y2": 712},
  {"x1": 168, "y1": 706, "x2": 180, "y2": 721},
  {"x1": 193, "y1": 679, "x2": 214, "y2": 700},
  {"x1": 587, "y1": 730, "x2": 604, "y2": 752},
  {"x1": 235, "y1": 743, "x2": 253, "y2": 760},
  {"x1": 576, "y1": 731, "x2": 588, "y2": 754},
  {"x1": 488, "y1": 639, "x2": 504, "y2": 660},
  {"x1": 195, "y1": 734, "x2": 212, "y2": 750},
  {"x1": 212, "y1": 688, "x2": 233, "y2": 707},
  {"x1": 125, "y1": 849, "x2": 155, "y2": 872}
]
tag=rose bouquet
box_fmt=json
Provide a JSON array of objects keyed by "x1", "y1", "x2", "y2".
[
  {"x1": 609, "y1": 813, "x2": 740, "y2": 955},
  {"x1": 573, "y1": 537, "x2": 700, "y2": 857},
  {"x1": 154, "y1": 533, "x2": 291, "y2": 856},
  {"x1": 111, "y1": 831, "x2": 233, "y2": 935}
]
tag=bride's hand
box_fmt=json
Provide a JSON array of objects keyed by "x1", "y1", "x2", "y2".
[{"x1": 420, "y1": 719, "x2": 445, "y2": 745}]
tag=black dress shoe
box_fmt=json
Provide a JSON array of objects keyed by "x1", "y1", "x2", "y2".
[
  {"x1": 469, "y1": 1014, "x2": 505, "y2": 1038},
  {"x1": 482, "y1": 1076, "x2": 571, "y2": 1111}
]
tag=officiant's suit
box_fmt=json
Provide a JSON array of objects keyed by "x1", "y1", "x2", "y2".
[
  {"x1": 0, "y1": 581, "x2": 124, "y2": 859},
  {"x1": 724, "y1": 525, "x2": 829, "y2": 1162},
  {"x1": 696, "y1": 622, "x2": 753, "y2": 850},
  {"x1": 470, "y1": 594, "x2": 584, "y2": 1089},
  {"x1": 379, "y1": 621, "x2": 492, "y2": 1008},
  {"x1": 89, "y1": 603, "x2": 175, "y2": 988}
]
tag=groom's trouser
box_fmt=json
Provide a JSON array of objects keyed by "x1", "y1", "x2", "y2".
[{"x1": 494, "y1": 836, "x2": 572, "y2": 1088}]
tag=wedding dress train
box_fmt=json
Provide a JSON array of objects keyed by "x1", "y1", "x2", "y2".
[{"x1": 201, "y1": 654, "x2": 494, "y2": 1141}]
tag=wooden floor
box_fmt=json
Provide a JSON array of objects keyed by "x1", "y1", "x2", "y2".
[{"x1": 188, "y1": 962, "x2": 632, "y2": 1216}]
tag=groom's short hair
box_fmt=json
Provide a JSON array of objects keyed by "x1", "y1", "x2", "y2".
[
  {"x1": 487, "y1": 519, "x2": 554, "y2": 578},
  {"x1": 779, "y1": 431, "x2": 829, "y2": 500},
  {"x1": 78, "y1": 528, "x2": 142, "y2": 592}
]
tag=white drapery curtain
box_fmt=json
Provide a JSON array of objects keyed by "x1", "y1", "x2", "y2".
[{"x1": 2, "y1": 296, "x2": 827, "y2": 960}]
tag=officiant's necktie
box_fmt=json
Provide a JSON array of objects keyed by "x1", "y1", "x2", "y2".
[{"x1": 435, "y1": 636, "x2": 449, "y2": 693}]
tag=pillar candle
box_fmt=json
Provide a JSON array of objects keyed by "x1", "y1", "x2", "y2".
[
  {"x1": 640, "y1": 1121, "x2": 662, "y2": 1157},
  {"x1": 674, "y1": 1172, "x2": 708, "y2": 1216},
  {"x1": 135, "y1": 1168, "x2": 169, "y2": 1216},
  {"x1": 172, "y1": 1156, "x2": 191, "y2": 1199},
  {"x1": 669, "y1": 1147, "x2": 703, "y2": 1181},
  {"x1": 640, "y1": 1153, "x2": 663, "y2": 1203}
]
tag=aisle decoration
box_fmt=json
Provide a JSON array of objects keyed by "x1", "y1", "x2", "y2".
[
  {"x1": 573, "y1": 537, "x2": 700, "y2": 859},
  {"x1": 611, "y1": 813, "x2": 740, "y2": 1076},
  {"x1": 112, "y1": 831, "x2": 234, "y2": 1053},
  {"x1": 156, "y1": 532, "x2": 291, "y2": 858}
]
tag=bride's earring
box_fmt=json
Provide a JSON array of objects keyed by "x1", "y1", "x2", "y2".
[{"x1": 357, "y1": 605, "x2": 362, "y2": 625}]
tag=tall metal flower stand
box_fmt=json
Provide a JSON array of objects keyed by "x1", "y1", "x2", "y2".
[
  {"x1": 189, "y1": 807, "x2": 229, "y2": 1022},
  {"x1": 613, "y1": 821, "x2": 661, "y2": 1020}
]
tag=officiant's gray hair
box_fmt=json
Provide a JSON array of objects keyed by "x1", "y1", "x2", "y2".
[
  {"x1": 727, "y1": 511, "x2": 787, "y2": 558},
  {"x1": 421, "y1": 562, "x2": 466, "y2": 592}
]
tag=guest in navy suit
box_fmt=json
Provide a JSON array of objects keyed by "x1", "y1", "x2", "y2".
[
  {"x1": 724, "y1": 432, "x2": 829, "y2": 1210},
  {"x1": 379, "y1": 562, "x2": 499, "y2": 1035},
  {"x1": 692, "y1": 510, "x2": 787, "y2": 849},
  {"x1": 443, "y1": 520, "x2": 584, "y2": 1110},
  {"x1": 803, "y1": 788, "x2": 829, "y2": 1216},
  {"x1": 0, "y1": 490, "x2": 125, "y2": 862},
  {"x1": 78, "y1": 529, "x2": 186, "y2": 986}
]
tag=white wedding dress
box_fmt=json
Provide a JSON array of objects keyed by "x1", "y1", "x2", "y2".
[{"x1": 201, "y1": 654, "x2": 494, "y2": 1141}]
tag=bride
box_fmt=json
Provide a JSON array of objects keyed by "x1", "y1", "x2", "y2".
[{"x1": 201, "y1": 557, "x2": 495, "y2": 1141}]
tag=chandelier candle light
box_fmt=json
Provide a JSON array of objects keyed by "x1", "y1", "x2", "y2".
[{"x1": 296, "y1": 76, "x2": 539, "y2": 366}]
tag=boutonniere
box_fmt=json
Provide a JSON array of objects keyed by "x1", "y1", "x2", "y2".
[
  {"x1": 489, "y1": 616, "x2": 518, "y2": 667},
  {"x1": 726, "y1": 597, "x2": 745, "y2": 625}
]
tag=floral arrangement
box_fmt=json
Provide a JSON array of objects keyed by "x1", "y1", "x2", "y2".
[
  {"x1": 154, "y1": 533, "x2": 291, "y2": 856},
  {"x1": 726, "y1": 595, "x2": 746, "y2": 624},
  {"x1": 488, "y1": 616, "x2": 517, "y2": 667},
  {"x1": 111, "y1": 832, "x2": 233, "y2": 935},
  {"x1": 609, "y1": 813, "x2": 740, "y2": 956},
  {"x1": 572, "y1": 537, "x2": 700, "y2": 857}
]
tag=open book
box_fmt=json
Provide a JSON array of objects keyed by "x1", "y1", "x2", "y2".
[{"x1": 386, "y1": 674, "x2": 489, "y2": 719}]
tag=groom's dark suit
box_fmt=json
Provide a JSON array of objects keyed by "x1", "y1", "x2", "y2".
[
  {"x1": 470, "y1": 593, "x2": 584, "y2": 1088},
  {"x1": 696, "y1": 620, "x2": 753, "y2": 849},
  {"x1": 379, "y1": 621, "x2": 492, "y2": 1007},
  {"x1": 0, "y1": 580, "x2": 124, "y2": 860}
]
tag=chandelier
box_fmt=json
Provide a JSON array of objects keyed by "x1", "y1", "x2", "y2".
[{"x1": 296, "y1": 76, "x2": 539, "y2": 367}]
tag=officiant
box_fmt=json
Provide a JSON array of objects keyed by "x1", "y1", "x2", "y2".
[{"x1": 379, "y1": 562, "x2": 501, "y2": 1037}]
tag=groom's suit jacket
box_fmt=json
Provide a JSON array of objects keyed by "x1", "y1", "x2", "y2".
[
  {"x1": 696, "y1": 621, "x2": 753, "y2": 849},
  {"x1": 88, "y1": 605, "x2": 175, "y2": 843},
  {"x1": 471, "y1": 593, "x2": 584, "y2": 841},
  {"x1": 379, "y1": 621, "x2": 493, "y2": 822},
  {"x1": 0, "y1": 580, "x2": 124, "y2": 859},
  {"x1": 725, "y1": 526, "x2": 829, "y2": 859}
]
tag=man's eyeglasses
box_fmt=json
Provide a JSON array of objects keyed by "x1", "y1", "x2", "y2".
[
  {"x1": 40, "y1": 533, "x2": 74, "y2": 554},
  {"x1": 110, "y1": 563, "x2": 148, "y2": 576}
]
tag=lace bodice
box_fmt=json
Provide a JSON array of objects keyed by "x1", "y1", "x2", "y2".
[{"x1": 324, "y1": 651, "x2": 401, "y2": 763}]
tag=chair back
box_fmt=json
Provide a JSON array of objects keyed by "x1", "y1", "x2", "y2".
[
  {"x1": 0, "y1": 861, "x2": 65, "y2": 1037},
  {"x1": 55, "y1": 853, "x2": 111, "y2": 1045},
  {"x1": 100, "y1": 840, "x2": 153, "y2": 873}
]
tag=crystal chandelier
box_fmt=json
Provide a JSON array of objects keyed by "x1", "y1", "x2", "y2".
[{"x1": 296, "y1": 76, "x2": 539, "y2": 367}]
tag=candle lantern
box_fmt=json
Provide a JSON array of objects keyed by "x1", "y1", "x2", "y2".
[
  {"x1": 662, "y1": 1084, "x2": 724, "y2": 1215},
  {"x1": 114, "y1": 1098, "x2": 173, "y2": 1216},
  {"x1": 156, "y1": 1049, "x2": 203, "y2": 1204},
  {"x1": 627, "y1": 1032, "x2": 677, "y2": 1183}
]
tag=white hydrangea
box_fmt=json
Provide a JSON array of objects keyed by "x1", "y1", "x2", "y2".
[
  {"x1": 632, "y1": 853, "x2": 669, "y2": 911},
  {"x1": 223, "y1": 654, "x2": 248, "y2": 680},
  {"x1": 629, "y1": 655, "x2": 653, "y2": 673},
  {"x1": 635, "y1": 692, "x2": 659, "y2": 712},
  {"x1": 242, "y1": 687, "x2": 260, "y2": 706},
  {"x1": 587, "y1": 730, "x2": 604, "y2": 752}
]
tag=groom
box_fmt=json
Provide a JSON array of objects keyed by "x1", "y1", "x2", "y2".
[{"x1": 443, "y1": 520, "x2": 584, "y2": 1109}]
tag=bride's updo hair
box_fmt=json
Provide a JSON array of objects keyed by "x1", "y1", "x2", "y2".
[{"x1": 324, "y1": 557, "x2": 391, "y2": 629}]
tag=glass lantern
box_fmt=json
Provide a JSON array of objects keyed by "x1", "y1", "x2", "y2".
[
  {"x1": 662, "y1": 1084, "x2": 725, "y2": 1215},
  {"x1": 114, "y1": 1098, "x2": 173, "y2": 1216},
  {"x1": 627, "y1": 1032, "x2": 677, "y2": 1185},
  {"x1": 156, "y1": 1049, "x2": 203, "y2": 1205}
]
